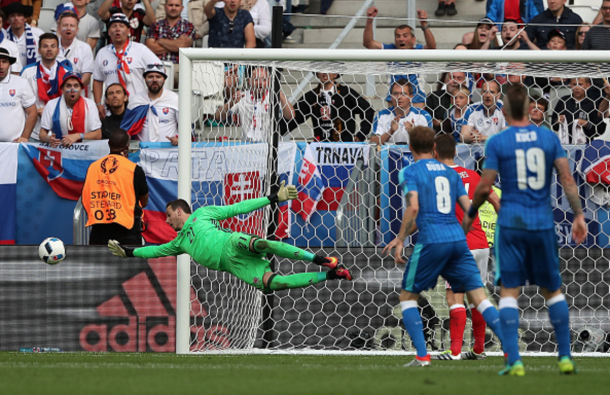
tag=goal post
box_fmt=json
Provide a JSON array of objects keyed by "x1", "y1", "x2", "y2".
[{"x1": 175, "y1": 48, "x2": 610, "y2": 355}]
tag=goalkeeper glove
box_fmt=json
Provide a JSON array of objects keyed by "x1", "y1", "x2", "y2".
[
  {"x1": 277, "y1": 181, "x2": 298, "y2": 202},
  {"x1": 108, "y1": 239, "x2": 135, "y2": 258}
]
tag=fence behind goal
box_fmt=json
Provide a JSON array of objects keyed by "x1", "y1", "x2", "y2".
[{"x1": 175, "y1": 49, "x2": 610, "y2": 355}]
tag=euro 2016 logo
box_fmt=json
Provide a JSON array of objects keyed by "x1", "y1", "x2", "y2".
[
  {"x1": 101, "y1": 157, "x2": 119, "y2": 174},
  {"x1": 103, "y1": 60, "x2": 108, "y2": 66}
]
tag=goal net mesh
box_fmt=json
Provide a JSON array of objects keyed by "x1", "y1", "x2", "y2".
[{"x1": 185, "y1": 56, "x2": 610, "y2": 354}]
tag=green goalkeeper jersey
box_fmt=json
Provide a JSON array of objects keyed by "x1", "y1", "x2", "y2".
[{"x1": 132, "y1": 197, "x2": 271, "y2": 270}]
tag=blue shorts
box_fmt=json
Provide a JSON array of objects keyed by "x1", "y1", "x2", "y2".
[
  {"x1": 494, "y1": 226, "x2": 561, "y2": 291},
  {"x1": 402, "y1": 241, "x2": 483, "y2": 294}
]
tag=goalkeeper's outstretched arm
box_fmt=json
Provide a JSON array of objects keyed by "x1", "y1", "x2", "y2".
[
  {"x1": 211, "y1": 181, "x2": 298, "y2": 221},
  {"x1": 108, "y1": 239, "x2": 182, "y2": 259}
]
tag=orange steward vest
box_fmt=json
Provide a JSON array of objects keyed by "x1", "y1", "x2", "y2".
[{"x1": 82, "y1": 154, "x2": 138, "y2": 229}]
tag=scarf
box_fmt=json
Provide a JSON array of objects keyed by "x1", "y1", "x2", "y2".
[
  {"x1": 121, "y1": 90, "x2": 179, "y2": 141},
  {"x1": 36, "y1": 60, "x2": 72, "y2": 104},
  {"x1": 51, "y1": 96, "x2": 88, "y2": 139},
  {"x1": 112, "y1": 41, "x2": 132, "y2": 94},
  {"x1": 7, "y1": 24, "x2": 36, "y2": 65},
  {"x1": 558, "y1": 117, "x2": 587, "y2": 145}
]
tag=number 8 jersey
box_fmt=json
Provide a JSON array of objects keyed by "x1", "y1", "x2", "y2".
[
  {"x1": 484, "y1": 124, "x2": 566, "y2": 230},
  {"x1": 399, "y1": 158, "x2": 468, "y2": 244}
]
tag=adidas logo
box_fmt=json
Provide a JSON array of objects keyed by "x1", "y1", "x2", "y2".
[{"x1": 79, "y1": 257, "x2": 231, "y2": 351}]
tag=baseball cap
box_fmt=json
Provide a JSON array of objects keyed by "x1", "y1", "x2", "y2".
[
  {"x1": 143, "y1": 63, "x2": 168, "y2": 79},
  {"x1": 61, "y1": 71, "x2": 84, "y2": 89},
  {"x1": 477, "y1": 17, "x2": 494, "y2": 27},
  {"x1": 547, "y1": 29, "x2": 566, "y2": 43},
  {"x1": 108, "y1": 13, "x2": 130, "y2": 28}
]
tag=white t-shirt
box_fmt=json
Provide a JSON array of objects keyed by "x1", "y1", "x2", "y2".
[
  {"x1": 52, "y1": 13, "x2": 101, "y2": 43},
  {"x1": 135, "y1": 90, "x2": 180, "y2": 142},
  {"x1": 466, "y1": 102, "x2": 507, "y2": 138},
  {"x1": 0, "y1": 74, "x2": 36, "y2": 142},
  {"x1": 57, "y1": 38, "x2": 95, "y2": 76},
  {"x1": 8, "y1": 25, "x2": 44, "y2": 69},
  {"x1": 230, "y1": 90, "x2": 272, "y2": 142},
  {"x1": 40, "y1": 96, "x2": 102, "y2": 134},
  {"x1": 0, "y1": 38, "x2": 23, "y2": 74},
  {"x1": 373, "y1": 106, "x2": 433, "y2": 144},
  {"x1": 93, "y1": 42, "x2": 161, "y2": 97}
]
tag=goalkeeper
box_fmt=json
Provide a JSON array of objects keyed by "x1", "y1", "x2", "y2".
[{"x1": 108, "y1": 182, "x2": 352, "y2": 292}]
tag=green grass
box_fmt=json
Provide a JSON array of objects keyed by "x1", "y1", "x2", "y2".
[{"x1": 0, "y1": 352, "x2": 608, "y2": 395}]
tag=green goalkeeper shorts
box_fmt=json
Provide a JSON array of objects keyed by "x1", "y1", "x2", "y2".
[{"x1": 220, "y1": 233, "x2": 272, "y2": 290}]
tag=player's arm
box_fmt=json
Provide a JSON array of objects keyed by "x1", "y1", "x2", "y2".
[
  {"x1": 108, "y1": 239, "x2": 183, "y2": 258},
  {"x1": 211, "y1": 182, "x2": 297, "y2": 221},
  {"x1": 555, "y1": 157, "x2": 587, "y2": 244},
  {"x1": 382, "y1": 191, "x2": 418, "y2": 265},
  {"x1": 462, "y1": 168, "x2": 496, "y2": 234},
  {"x1": 487, "y1": 188, "x2": 501, "y2": 213}
]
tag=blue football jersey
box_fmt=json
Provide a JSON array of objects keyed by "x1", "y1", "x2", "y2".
[
  {"x1": 484, "y1": 124, "x2": 566, "y2": 230},
  {"x1": 399, "y1": 158, "x2": 468, "y2": 244}
]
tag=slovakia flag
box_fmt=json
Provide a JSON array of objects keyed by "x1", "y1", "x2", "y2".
[
  {"x1": 0, "y1": 144, "x2": 18, "y2": 244},
  {"x1": 293, "y1": 144, "x2": 325, "y2": 222}
]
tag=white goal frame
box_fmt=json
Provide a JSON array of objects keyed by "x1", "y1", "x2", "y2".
[{"x1": 175, "y1": 48, "x2": 610, "y2": 355}]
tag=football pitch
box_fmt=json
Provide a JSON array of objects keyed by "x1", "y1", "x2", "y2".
[{"x1": 1, "y1": 353, "x2": 609, "y2": 395}]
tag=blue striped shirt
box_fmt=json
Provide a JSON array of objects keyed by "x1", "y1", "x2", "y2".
[
  {"x1": 399, "y1": 158, "x2": 467, "y2": 244},
  {"x1": 484, "y1": 124, "x2": 566, "y2": 230}
]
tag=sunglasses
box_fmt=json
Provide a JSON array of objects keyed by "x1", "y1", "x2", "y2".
[{"x1": 228, "y1": 20, "x2": 234, "y2": 34}]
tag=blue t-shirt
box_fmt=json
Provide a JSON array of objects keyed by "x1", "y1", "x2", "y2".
[
  {"x1": 382, "y1": 43, "x2": 425, "y2": 104},
  {"x1": 484, "y1": 124, "x2": 566, "y2": 230},
  {"x1": 208, "y1": 7, "x2": 253, "y2": 48},
  {"x1": 448, "y1": 106, "x2": 473, "y2": 142},
  {"x1": 399, "y1": 158, "x2": 467, "y2": 244}
]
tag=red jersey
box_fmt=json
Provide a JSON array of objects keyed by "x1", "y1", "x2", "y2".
[{"x1": 451, "y1": 165, "x2": 489, "y2": 250}]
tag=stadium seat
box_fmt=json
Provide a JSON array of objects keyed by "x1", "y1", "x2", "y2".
[
  {"x1": 38, "y1": 8, "x2": 56, "y2": 35},
  {"x1": 192, "y1": 61, "x2": 224, "y2": 116},
  {"x1": 570, "y1": 5, "x2": 600, "y2": 23},
  {"x1": 163, "y1": 61, "x2": 175, "y2": 90}
]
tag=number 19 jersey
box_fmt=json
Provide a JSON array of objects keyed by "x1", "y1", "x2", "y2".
[
  {"x1": 399, "y1": 158, "x2": 468, "y2": 244},
  {"x1": 484, "y1": 124, "x2": 565, "y2": 230}
]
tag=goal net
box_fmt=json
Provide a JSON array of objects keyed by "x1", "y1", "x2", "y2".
[{"x1": 175, "y1": 49, "x2": 610, "y2": 355}]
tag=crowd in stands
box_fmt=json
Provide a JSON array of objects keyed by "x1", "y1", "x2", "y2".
[{"x1": 0, "y1": 0, "x2": 609, "y2": 146}]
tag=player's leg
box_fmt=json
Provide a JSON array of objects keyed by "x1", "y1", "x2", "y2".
[
  {"x1": 402, "y1": 243, "x2": 453, "y2": 367},
  {"x1": 465, "y1": 248, "x2": 490, "y2": 359},
  {"x1": 250, "y1": 238, "x2": 341, "y2": 270},
  {"x1": 532, "y1": 230, "x2": 575, "y2": 374},
  {"x1": 262, "y1": 268, "x2": 349, "y2": 291},
  {"x1": 432, "y1": 284, "x2": 465, "y2": 360}
]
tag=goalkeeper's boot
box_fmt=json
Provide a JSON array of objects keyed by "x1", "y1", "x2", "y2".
[
  {"x1": 498, "y1": 360, "x2": 525, "y2": 376},
  {"x1": 558, "y1": 356, "x2": 577, "y2": 375},
  {"x1": 461, "y1": 348, "x2": 486, "y2": 360},
  {"x1": 327, "y1": 265, "x2": 352, "y2": 281},
  {"x1": 403, "y1": 355, "x2": 431, "y2": 367},
  {"x1": 431, "y1": 350, "x2": 461, "y2": 360},
  {"x1": 321, "y1": 256, "x2": 339, "y2": 270}
]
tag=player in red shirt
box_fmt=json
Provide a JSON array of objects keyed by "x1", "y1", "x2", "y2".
[{"x1": 432, "y1": 134, "x2": 500, "y2": 360}]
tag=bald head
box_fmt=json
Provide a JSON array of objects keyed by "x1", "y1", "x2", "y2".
[{"x1": 108, "y1": 129, "x2": 130, "y2": 153}]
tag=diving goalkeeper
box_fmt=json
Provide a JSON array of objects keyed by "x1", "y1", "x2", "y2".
[{"x1": 108, "y1": 182, "x2": 352, "y2": 292}]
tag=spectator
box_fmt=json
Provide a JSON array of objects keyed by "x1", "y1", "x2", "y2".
[
  {"x1": 425, "y1": 71, "x2": 469, "y2": 132},
  {"x1": 101, "y1": 83, "x2": 128, "y2": 139},
  {"x1": 82, "y1": 129, "x2": 149, "y2": 246},
  {"x1": 364, "y1": 6, "x2": 436, "y2": 109},
  {"x1": 3, "y1": 2, "x2": 43, "y2": 67},
  {"x1": 156, "y1": 0, "x2": 209, "y2": 46},
  {"x1": 205, "y1": 0, "x2": 255, "y2": 48},
  {"x1": 121, "y1": 63, "x2": 179, "y2": 144},
  {"x1": 0, "y1": 47, "x2": 36, "y2": 142},
  {"x1": 463, "y1": 17, "x2": 497, "y2": 49},
  {"x1": 283, "y1": 71, "x2": 372, "y2": 142},
  {"x1": 92, "y1": 13, "x2": 161, "y2": 119},
  {"x1": 435, "y1": 0, "x2": 457, "y2": 17},
  {"x1": 443, "y1": 85, "x2": 473, "y2": 142},
  {"x1": 552, "y1": 77, "x2": 606, "y2": 144},
  {"x1": 460, "y1": 80, "x2": 506, "y2": 144},
  {"x1": 526, "y1": 0, "x2": 582, "y2": 50},
  {"x1": 99, "y1": 0, "x2": 155, "y2": 43},
  {"x1": 20, "y1": 33, "x2": 73, "y2": 142},
  {"x1": 531, "y1": 30, "x2": 569, "y2": 93},
  {"x1": 39, "y1": 72, "x2": 102, "y2": 147},
  {"x1": 52, "y1": 1, "x2": 101, "y2": 51},
  {"x1": 528, "y1": 94, "x2": 550, "y2": 129},
  {"x1": 146, "y1": 0, "x2": 195, "y2": 87},
  {"x1": 56, "y1": 13, "x2": 94, "y2": 88},
  {"x1": 582, "y1": 0, "x2": 610, "y2": 50},
  {"x1": 483, "y1": 19, "x2": 538, "y2": 50},
  {"x1": 0, "y1": 9, "x2": 22, "y2": 73},
  {"x1": 486, "y1": 0, "x2": 539, "y2": 25},
  {"x1": 238, "y1": 0, "x2": 270, "y2": 47},
  {"x1": 215, "y1": 66, "x2": 294, "y2": 142},
  {"x1": 575, "y1": 23, "x2": 591, "y2": 50},
  {"x1": 370, "y1": 79, "x2": 432, "y2": 145}
]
